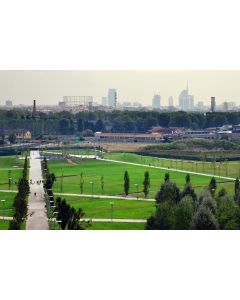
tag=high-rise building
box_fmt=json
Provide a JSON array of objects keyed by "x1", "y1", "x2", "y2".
[
  {"x1": 223, "y1": 102, "x2": 229, "y2": 112},
  {"x1": 5, "y1": 100, "x2": 13, "y2": 108},
  {"x1": 179, "y1": 84, "x2": 194, "y2": 111},
  {"x1": 152, "y1": 94, "x2": 161, "y2": 109},
  {"x1": 168, "y1": 96, "x2": 174, "y2": 109},
  {"x1": 108, "y1": 89, "x2": 117, "y2": 108},
  {"x1": 197, "y1": 101, "x2": 204, "y2": 111},
  {"x1": 211, "y1": 97, "x2": 216, "y2": 112},
  {"x1": 102, "y1": 97, "x2": 108, "y2": 106}
]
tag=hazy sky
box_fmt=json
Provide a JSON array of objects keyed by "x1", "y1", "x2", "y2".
[{"x1": 0, "y1": 70, "x2": 240, "y2": 106}]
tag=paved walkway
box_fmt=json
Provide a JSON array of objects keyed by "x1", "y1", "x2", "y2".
[
  {"x1": 26, "y1": 151, "x2": 48, "y2": 230},
  {"x1": 55, "y1": 192, "x2": 155, "y2": 201}
]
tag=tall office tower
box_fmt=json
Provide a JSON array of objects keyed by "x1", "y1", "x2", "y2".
[
  {"x1": 168, "y1": 96, "x2": 174, "y2": 108},
  {"x1": 152, "y1": 94, "x2": 161, "y2": 108},
  {"x1": 108, "y1": 89, "x2": 117, "y2": 108},
  {"x1": 197, "y1": 101, "x2": 204, "y2": 111},
  {"x1": 102, "y1": 97, "x2": 108, "y2": 106},
  {"x1": 179, "y1": 84, "x2": 194, "y2": 111},
  {"x1": 211, "y1": 97, "x2": 216, "y2": 112}
]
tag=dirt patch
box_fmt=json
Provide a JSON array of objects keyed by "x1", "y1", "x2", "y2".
[{"x1": 66, "y1": 158, "x2": 77, "y2": 165}]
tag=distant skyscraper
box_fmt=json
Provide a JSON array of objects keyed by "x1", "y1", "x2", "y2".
[
  {"x1": 108, "y1": 89, "x2": 117, "y2": 108},
  {"x1": 223, "y1": 102, "x2": 228, "y2": 112},
  {"x1": 211, "y1": 97, "x2": 216, "y2": 112},
  {"x1": 102, "y1": 97, "x2": 108, "y2": 106},
  {"x1": 5, "y1": 100, "x2": 13, "y2": 108},
  {"x1": 197, "y1": 101, "x2": 204, "y2": 111},
  {"x1": 168, "y1": 96, "x2": 174, "y2": 108},
  {"x1": 152, "y1": 94, "x2": 161, "y2": 108},
  {"x1": 179, "y1": 84, "x2": 194, "y2": 111}
]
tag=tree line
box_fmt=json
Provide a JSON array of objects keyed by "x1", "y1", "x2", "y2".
[
  {"x1": 42, "y1": 157, "x2": 89, "y2": 230},
  {"x1": 1, "y1": 110, "x2": 240, "y2": 138},
  {"x1": 146, "y1": 174, "x2": 240, "y2": 230},
  {"x1": 9, "y1": 156, "x2": 29, "y2": 229}
]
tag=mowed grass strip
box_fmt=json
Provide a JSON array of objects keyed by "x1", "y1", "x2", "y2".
[
  {"x1": 0, "y1": 192, "x2": 15, "y2": 217},
  {"x1": 48, "y1": 158, "x2": 233, "y2": 197},
  {"x1": 88, "y1": 222, "x2": 145, "y2": 230},
  {"x1": 0, "y1": 155, "x2": 24, "y2": 190},
  {"x1": 0, "y1": 220, "x2": 10, "y2": 230},
  {"x1": 63, "y1": 196, "x2": 155, "y2": 219}
]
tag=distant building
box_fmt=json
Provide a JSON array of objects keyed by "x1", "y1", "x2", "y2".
[
  {"x1": 132, "y1": 101, "x2": 142, "y2": 107},
  {"x1": 223, "y1": 102, "x2": 229, "y2": 112},
  {"x1": 211, "y1": 97, "x2": 216, "y2": 112},
  {"x1": 122, "y1": 101, "x2": 132, "y2": 107},
  {"x1": 95, "y1": 132, "x2": 163, "y2": 143},
  {"x1": 102, "y1": 97, "x2": 108, "y2": 106},
  {"x1": 4, "y1": 129, "x2": 32, "y2": 141},
  {"x1": 108, "y1": 89, "x2": 117, "y2": 108},
  {"x1": 179, "y1": 85, "x2": 194, "y2": 111},
  {"x1": 168, "y1": 96, "x2": 174, "y2": 109},
  {"x1": 152, "y1": 94, "x2": 161, "y2": 109},
  {"x1": 197, "y1": 101, "x2": 204, "y2": 111},
  {"x1": 5, "y1": 100, "x2": 13, "y2": 108}
]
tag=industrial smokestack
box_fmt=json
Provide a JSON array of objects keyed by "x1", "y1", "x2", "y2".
[{"x1": 33, "y1": 99, "x2": 36, "y2": 117}]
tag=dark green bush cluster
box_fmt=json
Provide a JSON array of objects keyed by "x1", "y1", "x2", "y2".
[{"x1": 146, "y1": 174, "x2": 240, "y2": 230}]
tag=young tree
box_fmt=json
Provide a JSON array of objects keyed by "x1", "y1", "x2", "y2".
[
  {"x1": 185, "y1": 173, "x2": 190, "y2": 183},
  {"x1": 234, "y1": 178, "x2": 240, "y2": 201},
  {"x1": 164, "y1": 173, "x2": 170, "y2": 182},
  {"x1": 143, "y1": 171, "x2": 150, "y2": 198},
  {"x1": 217, "y1": 195, "x2": 240, "y2": 229},
  {"x1": 100, "y1": 176, "x2": 104, "y2": 195},
  {"x1": 181, "y1": 174, "x2": 197, "y2": 203},
  {"x1": 8, "y1": 133, "x2": 16, "y2": 144},
  {"x1": 80, "y1": 173, "x2": 84, "y2": 194},
  {"x1": 124, "y1": 171, "x2": 130, "y2": 196},
  {"x1": 67, "y1": 207, "x2": 88, "y2": 230},
  {"x1": 209, "y1": 177, "x2": 217, "y2": 196}
]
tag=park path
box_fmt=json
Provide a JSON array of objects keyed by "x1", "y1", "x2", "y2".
[{"x1": 26, "y1": 151, "x2": 48, "y2": 230}]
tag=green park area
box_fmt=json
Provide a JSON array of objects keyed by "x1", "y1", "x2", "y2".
[{"x1": 46, "y1": 154, "x2": 234, "y2": 199}]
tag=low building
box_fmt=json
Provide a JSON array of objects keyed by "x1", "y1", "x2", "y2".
[
  {"x1": 95, "y1": 132, "x2": 163, "y2": 143},
  {"x1": 4, "y1": 129, "x2": 32, "y2": 140}
]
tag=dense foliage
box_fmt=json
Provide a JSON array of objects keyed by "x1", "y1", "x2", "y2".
[
  {"x1": 146, "y1": 174, "x2": 240, "y2": 230},
  {"x1": 1, "y1": 110, "x2": 240, "y2": 137}
]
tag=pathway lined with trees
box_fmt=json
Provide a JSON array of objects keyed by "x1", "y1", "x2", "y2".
[{"x1": 26, "y1": 151, "x2": 48, "y2": 230}]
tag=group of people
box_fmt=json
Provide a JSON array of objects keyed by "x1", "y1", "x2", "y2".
[{"x1": 29, "y1": 179, "x2": 44, "y2": 185}]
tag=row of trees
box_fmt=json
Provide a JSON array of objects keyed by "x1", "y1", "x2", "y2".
[
  {"x1": 146, "y1": 174, "x2": 240, "y2": 230},
  {"x1": 124, "y1": 171, "x2": 150, "y2": 198},
  {"x1": 9, "y1": 156, "x2": 29, "y2": 229},
  {"x1": 42, "y1": 157, "x2": 88, "y2": 230},
  {"x1": 1, "y1": 110, "x2": 240, "y2": 137}
]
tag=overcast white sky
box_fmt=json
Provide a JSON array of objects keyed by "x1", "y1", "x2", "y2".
[{"x1": 0, "y1": 70, "x2": 240, "y2": 106}]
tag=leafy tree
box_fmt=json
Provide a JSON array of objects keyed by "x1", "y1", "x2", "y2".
[
  {"x1": 143, "y1": 171, "x2": 150, "y2": 198},
  {"x1": 124, "y1": 171, "x2": 130, "y2": 196},
  {"x1": 181, "y1": 174, "x2": 197, "y2": 203},
  {"x1": 155, "y1": 180, "x2": 180, "y2": 204},
  {"x1": 174, "y1": 196, "x2": 194, "y2": 229},
  {"x1": 191, "y1": 206, "x2": 219, "y2": 230},
  {"x1": 164, "y1": 173, "x2": 170, "y2": 182},
  {"x1": 67, "y1": 207, "x2": 89, "y2": 230},
  {"x1": 185, "y1": 173, "x2": 190, "y2": 183},
  {"x1": 9, "y1": 218, "x2": 21, "y2": 230},
  {"x1": 234, "y1": 178, "x2": 240, "y2": 201},
  {"x1": 217, "y1": 196, "x2": 240, "y2": 229},
  {"x1": 56, "y1": 198, "x2": 71, "y2": 230},
  {"x1": 145, "y1": 202, "x2": 175, "y2": 230}
]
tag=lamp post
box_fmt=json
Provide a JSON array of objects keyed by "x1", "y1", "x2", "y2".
[
  {"x1": 1, "y1": 199, "x2": 5, "y2": 220},
  {"x1": 89, "y1": 181, "x2": 94, "y2": 199},
  {"x1": 109, "y1": 202, "x2": 114, "y2": 222},
  {"x1": 134, "y1": 183, "x2": 139, "y2": 200}
]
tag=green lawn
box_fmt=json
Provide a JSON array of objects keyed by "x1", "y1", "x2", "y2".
[
  {"x1": 88, "y1": 222, "x2": 145, "y2": 230},
  {"x1": 0, "y1": 220, "x2": 10, "y2": 230},
  {"x1": 0, "y1": 155, "x2": 24, "y2": 190},
  {"x1": 0, "y1": 192, "x2": 15, "y2": 217},
  {"x1": 62, "y1": 196, "x2": 155, "y2": 219},
  {"x1": 48, "y1": 158, "x2": 234, "y2": 198}
]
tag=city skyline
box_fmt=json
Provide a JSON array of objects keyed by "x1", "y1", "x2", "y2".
[{"x1": 0, "y1": 70, "x2": 240, "y2": 106}]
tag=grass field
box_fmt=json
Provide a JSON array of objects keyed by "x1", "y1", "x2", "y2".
[
  {"x1": 0, "y1": 220, "x2": 10, "y2": 230},
  {"x1": 0, "y1": 155, "x2": 24, "y2": 190},
  {"x1": 47, "y1": 157, "x2": 234, "y2": 198},
  {"x1": 62, "y1": 196, "x2": 155, "y2": 219},
  {"x1": 0, "y1": 192, "x2": 15, "y2": 217},
  {"x1": 88, "y1": 222, "x2": 145, "y2": 230}
]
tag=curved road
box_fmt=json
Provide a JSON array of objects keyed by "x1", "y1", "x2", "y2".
[{"x1": 26, "y1": 151, "x2": 48, "y2": 230}]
